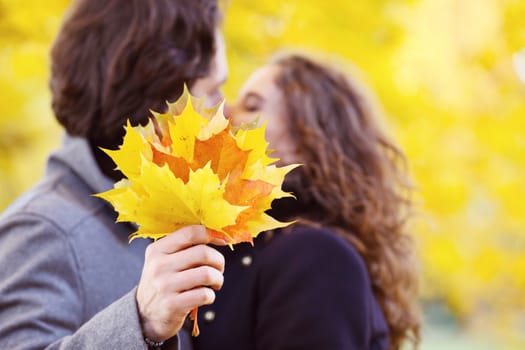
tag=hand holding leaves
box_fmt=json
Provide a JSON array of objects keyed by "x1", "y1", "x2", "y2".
[{"x1": 95, "y1": 89, "x2": 299, "y2": 335}]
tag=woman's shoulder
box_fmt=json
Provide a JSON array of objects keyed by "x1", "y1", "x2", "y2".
[
  {"x1": 258, "y1": 225, "x2": 370, "y2": 286},
  {"x1": 251, "y1": 225, "x2": 386, "y2": 349},
  {"x1": 262, "y1": 226, "x2": 366, "y2": 268}
]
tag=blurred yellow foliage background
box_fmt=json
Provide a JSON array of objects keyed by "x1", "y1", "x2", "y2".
[{"x1": 1, "y1": 0, "x2": 524, "y2": 348}]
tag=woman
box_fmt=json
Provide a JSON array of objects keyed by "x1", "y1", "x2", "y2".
[{"x1": 192, "y1": 54, "x2": 421, "y2": 350}]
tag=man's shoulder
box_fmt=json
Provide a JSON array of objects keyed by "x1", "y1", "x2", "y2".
[{"x1": 0, "y1": 169, "x2": 108, "y2": 235}]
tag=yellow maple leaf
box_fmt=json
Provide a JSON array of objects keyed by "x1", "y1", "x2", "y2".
[
  {"x1": 102, "y1": 120, "x2": 152, "y2": 178},
  {"x1": 235, "y1": 121, "x2": 278, "y2": 169},
  {"x1": 197, "y1": 105, "x2": 229, "y2": 141},
  {"x1": 167, "y1": 98, "x2": 202, "y2": 162},
  {"x1": 94, "y1": 88, "x2": 299, "y2": 336}
]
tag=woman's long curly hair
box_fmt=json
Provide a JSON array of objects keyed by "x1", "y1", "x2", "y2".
[{"x1": 273, "y1": 54, "x2": 421, "y2": 349}]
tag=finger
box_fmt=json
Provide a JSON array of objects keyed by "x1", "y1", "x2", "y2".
[
  {"x1": 154, "y1": 225, "x2": 209, "y2": 254},
  {"x1": 169, "y1": 266, "x2": 224, "y2": 292},
  {"x1": 170, "y1": 245, "x2": 225, "y2": 273},
  {"x1": 209, "y1": 237, "x2": 229, "y2": 246},
  {"x1": 206, "y1": 229, "x2": 229, "y2": 246},
  {"x1": 175, "y1": 287, "x2": 216, "y2": 312}
]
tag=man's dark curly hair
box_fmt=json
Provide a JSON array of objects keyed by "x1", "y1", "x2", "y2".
[{"x1": 50, "y1": 0, "x2": 220, "y2": 178}]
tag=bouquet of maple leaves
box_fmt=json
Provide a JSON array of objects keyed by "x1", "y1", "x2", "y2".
[{"x1": 95, "y1": 89, "x2": 298, "y2": 335}]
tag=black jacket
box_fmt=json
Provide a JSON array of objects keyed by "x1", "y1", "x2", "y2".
[{"x1": 192, "y1": 226, "x2": 389, "y2": 350}]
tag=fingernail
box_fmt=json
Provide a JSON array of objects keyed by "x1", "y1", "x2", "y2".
[{"x1": 211, "y1": 238, "x2": 228, "y2": 245}]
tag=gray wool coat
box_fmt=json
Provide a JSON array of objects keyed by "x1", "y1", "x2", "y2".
[{"x1": 0, "y1": 136, "x2": 191, "y2": 349}]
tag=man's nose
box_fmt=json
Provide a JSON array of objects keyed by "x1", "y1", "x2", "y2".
[
  {"x1": 203, "y1": 91, "x2": 224, "y2": 109},
  {"x1": 223, "y1": 103, "x2": 233, "y2": 119}
]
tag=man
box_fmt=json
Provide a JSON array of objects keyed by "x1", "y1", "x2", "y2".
[{"x1": 0, "y1": 0, "x2": 228, "y2": 349}]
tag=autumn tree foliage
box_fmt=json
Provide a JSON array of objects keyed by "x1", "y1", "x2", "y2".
[{"x1": 1, "y1": 0, "x2": 524, "y2": 347}]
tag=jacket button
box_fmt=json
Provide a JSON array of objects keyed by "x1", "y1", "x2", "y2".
[
  {"x1": 241, "y1": 255, "x2": 253, "y2": 267},
  {"x1": 203, "y1": 310, "x2": 215, "y2": 323}
]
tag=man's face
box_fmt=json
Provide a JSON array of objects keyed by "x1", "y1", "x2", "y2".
[{"x1": 191, "y1": 30, "x2": 228, "y2": 107}]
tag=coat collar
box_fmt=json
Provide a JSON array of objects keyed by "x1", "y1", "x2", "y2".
[{"x1": 46, "y1": 134, "x2": 114, "y2": 195}]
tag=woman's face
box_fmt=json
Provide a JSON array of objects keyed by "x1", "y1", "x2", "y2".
[{"x1": 227, "y1": 64, "x2": 296, "y2": 164}]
